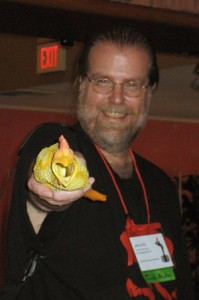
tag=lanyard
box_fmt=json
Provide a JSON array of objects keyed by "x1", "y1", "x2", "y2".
[
  {"x1": 94, "y1": 145, "x2": 151, "y2": 224},
  {"x1": 94, "y1": 146, "x2": 177, "y2": 287}
]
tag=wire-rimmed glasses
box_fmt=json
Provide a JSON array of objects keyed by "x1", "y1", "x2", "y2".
[{"x1": 86, "y1": 76, "x2": 149, "y2": 97}]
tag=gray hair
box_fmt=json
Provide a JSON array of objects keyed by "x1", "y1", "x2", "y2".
[{"x1": 78, "y1": 25, "x2": 159, "y2": 87}]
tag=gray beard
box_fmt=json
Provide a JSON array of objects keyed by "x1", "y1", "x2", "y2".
[{"x1": 77, "y1": 93, "x2": 150, "y2": 154}]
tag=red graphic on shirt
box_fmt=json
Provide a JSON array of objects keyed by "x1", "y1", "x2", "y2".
[
  {"x1": 154, "y1": 282, "x2": 177, "y2": 299},
  {"x1": 126, "y1": 278, "x2": 155, "y2": 299},
  {"x1": 120, "y1": 220, "x2": 176, "y2": 299}
]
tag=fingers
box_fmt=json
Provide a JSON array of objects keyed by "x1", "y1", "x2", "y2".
[
  {"x1": 51, "y1": 189, "x2": 85, "y2": 203},
  {"x1": 28, "y1": 174, "x2": 53, "y2": 199},
  {"x1": 27, "y1": 174, "x2": 95, "y2": 210},
  {"x1": 83, "y1": 177, "x2": 95, "y2": 192},
  {"x1": 50, "y1": 177, "x2": 95, "y2": 203}
]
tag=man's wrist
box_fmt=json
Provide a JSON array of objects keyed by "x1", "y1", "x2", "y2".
[{"x1": 28, "y1": 191, "x2": 73, "y2": 212}]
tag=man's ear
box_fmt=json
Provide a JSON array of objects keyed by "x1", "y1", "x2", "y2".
[
  {"x1": 151, "y1": 82, "x2": 157, "y2": 91},
  {"x1": 74, "y1": 76, "x2": 83, "y2": 92},
  {"x1": 79, "y1": 76, "x2": 86, "y2": 92}
]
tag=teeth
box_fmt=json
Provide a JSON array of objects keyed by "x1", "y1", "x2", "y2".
[{"x1": 105, "y1": 111, "x2": 125, "y2": 117}]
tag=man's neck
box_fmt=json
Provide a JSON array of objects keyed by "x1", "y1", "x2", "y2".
[{"x1": 100, "y1": 148, "x2": 133, "y2": 179}]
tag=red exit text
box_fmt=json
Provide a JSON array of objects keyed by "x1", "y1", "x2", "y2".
[
  {"x1": 40, "y1": 45, "x2": 59, "y2": 69},
  {"x1": 37, "y1": 42, "x2": 66, "y2": 73}
]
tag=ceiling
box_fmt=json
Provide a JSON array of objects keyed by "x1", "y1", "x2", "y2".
[
  {"x1": 0, "y1": 0, "x2": 199, "y2": 122},
  {"x1": 111, "y1": 0, "x2": 199, "y2": 14},
  {"x1": 1, "y1": 0, "x2": 199, "y2": 54}
]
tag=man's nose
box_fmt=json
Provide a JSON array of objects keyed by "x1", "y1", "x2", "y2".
[{"x1": 108, "y1": 84, "x2": 125, "y2": 104}]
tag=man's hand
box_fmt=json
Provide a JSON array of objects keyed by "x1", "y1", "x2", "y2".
[{"x1": 27, "y1": 173, "x2": 95, "y2": 212}]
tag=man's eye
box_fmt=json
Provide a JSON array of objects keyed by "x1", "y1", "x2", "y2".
[
  {"x1": 126, "y1": 82, "x2": 138, "y2": 88},
  {"x1": 96, "y1": 79, "x2": 110, "y2": 85}
]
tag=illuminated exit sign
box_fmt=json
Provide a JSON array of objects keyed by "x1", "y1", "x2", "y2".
[{"x1": 37, "y1": 42, "x2": 66, "y2": 73}]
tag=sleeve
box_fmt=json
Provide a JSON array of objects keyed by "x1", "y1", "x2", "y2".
[
  {"x1": 19, "y1": 122, "x2": 75, "y2": 157},
  {"x1": 5, "y1": 122, "x2": 76, "y2": 284}
]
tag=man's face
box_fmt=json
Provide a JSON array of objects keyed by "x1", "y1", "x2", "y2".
[{"x1": 77, "y1": 42, "x2": 153, "y2": 153}]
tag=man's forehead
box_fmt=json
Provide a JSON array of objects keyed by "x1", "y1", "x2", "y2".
[
  {"x1": 88, "y1": 42, "x2": 150, "y2": 75},
  {"x1": 89, "y1": 42, "x2": 149, "y2": 61}
]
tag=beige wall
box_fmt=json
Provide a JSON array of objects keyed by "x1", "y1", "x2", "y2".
[{"x1": 1, "y1": 34, "x2": 82, "y2": 91}]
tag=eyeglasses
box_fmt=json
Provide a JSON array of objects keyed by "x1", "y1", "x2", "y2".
[{"x1": 86, "y1": 76, "x2": 149, "y2": 98}]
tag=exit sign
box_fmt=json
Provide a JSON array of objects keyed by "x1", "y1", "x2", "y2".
[{"x1": 37, "y1": 42, "x2": 66, "y2": 74}]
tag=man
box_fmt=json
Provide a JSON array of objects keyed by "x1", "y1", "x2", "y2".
[{"x1": 4, "y1": 26, "x2": 193, "y2": 299}]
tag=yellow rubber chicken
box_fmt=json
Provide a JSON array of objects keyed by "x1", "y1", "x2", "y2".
[{"x1": 33, "y1": 135, "x2": 106, "y2": 202}]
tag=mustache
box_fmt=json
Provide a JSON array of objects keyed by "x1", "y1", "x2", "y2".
[{"x1": 98, "y1": 103, "x2": 133, "y2": 115}]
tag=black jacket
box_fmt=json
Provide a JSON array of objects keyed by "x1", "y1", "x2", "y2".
[{"x1": 2, "y1": 122, "x2": 194, "y2": 299}]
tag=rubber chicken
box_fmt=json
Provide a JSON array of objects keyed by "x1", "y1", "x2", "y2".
[{"x1": 33, "y1": 135, "x2": 107, "y2": 202}]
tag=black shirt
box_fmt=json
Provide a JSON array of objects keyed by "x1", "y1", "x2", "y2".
[{"x1": 3, "y1": 122, "x2": 194, "y2": 299}]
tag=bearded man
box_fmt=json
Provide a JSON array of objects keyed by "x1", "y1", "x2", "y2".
[{"x1": 3, "y1": 26, "x2": 193, "y2": 300}]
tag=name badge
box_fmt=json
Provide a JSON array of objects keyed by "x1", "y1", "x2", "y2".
[{"x1": 130, "y1": 233, "x2": 175, "y2": 283}]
